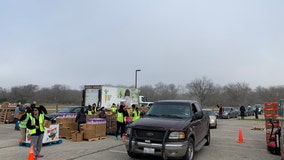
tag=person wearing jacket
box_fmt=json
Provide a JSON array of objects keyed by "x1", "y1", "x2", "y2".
[
  {"x1": 26, "y1": 106, "x2": 50, "y2": 158},
  {"x1": 115, "y1": 102, "x2": 129, "y2": 140},
  {"x1": 75, "y1": 107, "x2": 86, "y2": 132},
  {"x1": 19, "y1": 104, "x2": 32, "y2": 142},
  {"x1": 131, "y1": 104, "x2": 140, "y2": 122}
]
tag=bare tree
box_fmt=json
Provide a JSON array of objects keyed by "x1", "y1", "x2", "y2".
[
  {"x1": 139, "y1": 85, "x2": 155, "y2": 101},
  {"x1": 154, "y1": 82, "x2": 178, "y2": 100},
  {"x1": 223, "y1": 82, "x2": 251, "y2": 107},
  {"x1": 10, "y1": 84, "x2": 39, "y2": 103},
  {"x1": 185, "y1": 77, "x2": 215, "y2": 106},
  {"x1": 255, "y1": 85, "x2": 284, "y2": 102},
  {"x1": 0, "y1": 87, "x2": 8, "y2": 103}
]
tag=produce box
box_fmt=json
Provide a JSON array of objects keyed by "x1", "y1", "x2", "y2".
[
  {"x1": 72, "y1": 131, "x2": 84, "y2": 142},
  {"x1": 82, "y1": 123, "x2": 106, "y2": 139}
]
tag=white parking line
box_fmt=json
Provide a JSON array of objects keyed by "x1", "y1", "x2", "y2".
[
  {"x1": 109, "y1": 150, "x2": 127, "y2": 154},
  {"x1": 210, "y1": 144, "x2": 267, "y2": 151}
]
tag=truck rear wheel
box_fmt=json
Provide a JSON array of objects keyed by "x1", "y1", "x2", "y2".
[{"x1": 183, "y1": 138, "x2": 194, "y2": 160}]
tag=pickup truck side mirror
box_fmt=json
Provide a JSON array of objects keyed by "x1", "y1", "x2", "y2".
[{"x1": 195, "y1": 112, "x2": 203, "y2": 119}]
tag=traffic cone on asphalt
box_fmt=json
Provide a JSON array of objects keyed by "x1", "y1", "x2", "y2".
[
  {"x1": 237, "y1": 128, "x2": 244, "y2": 143},
  {"x1": 27, "y1": 145, "x2": 34, "y2": 160}
]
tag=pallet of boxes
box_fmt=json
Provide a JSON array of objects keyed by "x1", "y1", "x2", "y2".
[
  {"x1": 81, "y1": 115, "x2": 107, "y2": 141},
  {"x1": 105, "y1": 109, "x2": 117, "y2": 135},
  {"x1": 56, "y1": 113, "x2": 82, "y2": 141}
]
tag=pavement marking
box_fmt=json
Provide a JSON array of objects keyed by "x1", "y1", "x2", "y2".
[
  {"x1": 109, "y1": 150, "x2": 127, "y2": 154},
  {"x1": 210, "y1": 144, "x2": 267, "y2": 151}
]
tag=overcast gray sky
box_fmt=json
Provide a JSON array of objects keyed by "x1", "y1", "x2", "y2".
[{"x1": 1, "y1": 0, "x2": 283, "y2": 90}]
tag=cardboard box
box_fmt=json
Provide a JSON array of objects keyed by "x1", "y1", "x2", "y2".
[
  {"x1": 56, "y1": 118, "x2": 76, "y2": 124},
  {"x1": 83, "y1": 129, "x2": 97, "y2": 139},
  {"x1": 59, "y1": 127, "x2": 73, "y2": 138},
  {"x1": 82, "y1": 123, "x2": 106, "y2": 139},
  {"x1": 96, "y1": 123, "x2": 106, "y2": 137},
  {"x1": 72, "y1": 131, "x2": 84, "y2": 142},
  {"x1": 43, "y1": 120, "x2": 51, "y2": 128}
]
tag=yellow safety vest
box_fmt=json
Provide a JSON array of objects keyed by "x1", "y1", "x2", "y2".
[
  {"x1": 19, "y1": 113, "x2": 31, "y2": 129},
  {"x1": 117, "y1": 112, "x2": 125, "y2": 123},
  {"x1": 111, "y1": 107, "x2": 117, "y2": 112},
  {"x1": 132, "y1": 110, "x2": 140, "y2": 122},
  {"x1": 29, "y1": 114, "x2": 45, "y2": 135},
  {"x1": 88, "y1": 110, "x2": 93, "y2": 115},
  {"x1": 92, "y1": 107, "x2": 97, "y2": 113}
]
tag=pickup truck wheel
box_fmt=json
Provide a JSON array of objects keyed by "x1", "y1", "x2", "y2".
[
  {"x1": 183, "y1": 138, "x2": 194, "y2": 160},
  {"x1": 205, "y1": 128, "x2": 210, "y2": 146},
  {"x1": 127, "y1": 151, "x2": 139, "y2": 158}
]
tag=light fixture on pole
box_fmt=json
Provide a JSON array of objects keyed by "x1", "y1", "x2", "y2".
[{"x1": 135, "y1": 69, "x2": 141, "y2": 88}]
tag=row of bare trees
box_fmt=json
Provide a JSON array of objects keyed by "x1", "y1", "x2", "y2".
[
  {"x1": 1, "y1": 77, "x2": 284, "y2": 107},
  {"x1": 0, "y1": 84, "x2": 82, "y2": 105},
  {"x1": 140, "y1": 77, "x2": 284, "y2": 107}
]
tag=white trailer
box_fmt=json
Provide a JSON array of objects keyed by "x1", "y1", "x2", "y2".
[{"x1": 82, "y1": 85, "x2": 139, "y2": 109}]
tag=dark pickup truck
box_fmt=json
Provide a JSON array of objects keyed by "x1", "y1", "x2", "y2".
[{"x1": 125, "y1": 100, "x2": 210, "y2": 160}]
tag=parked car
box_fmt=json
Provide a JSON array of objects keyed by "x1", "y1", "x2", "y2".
[
  {"x1": 222, "y1": 107, "x2": 239, "y2": 119},
  {"x1": 46, "y1": 106, "x2": 87, "y2": 122},
  {"x1": 244, "y1": 106, "x2": 255, "y2": 116},
  {"x1": 253, "y1": 104, "x2": 264, "y2": 114},
  {"x1": 203, "y1": 109, "x2": 217, "y2": 129}
]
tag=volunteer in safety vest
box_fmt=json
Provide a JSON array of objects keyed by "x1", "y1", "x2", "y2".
[
  {"x1": 111, "y1": 103, "x2": 117, "y2": 112},
  {"x1": 87, "y1": 105, "x2": 93, "y2": 115},
  {"x1": 92, "y1": 103, "x2": 97, "y2": 114},
  {"x1": 131, "y1": 104, "x2": 140, "y2": 122},
  {"x1": 115, "y1": 102, "x2": 129, "y2": 140},
  {"x1": 26, "y1": 106, "x2": 50, "y2": 158},
  {"x1": 19, "y1": 104, "x2": 32, "y2": 142}
]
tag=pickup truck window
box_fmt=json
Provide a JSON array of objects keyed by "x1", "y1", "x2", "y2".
[{"x1": 145, "y1": 102, "x2": 191, "y2": 118}]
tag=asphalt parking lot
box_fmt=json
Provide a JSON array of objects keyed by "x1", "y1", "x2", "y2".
[{"x1": 0, "y1": 115, "x2": 281, "y2": 160}]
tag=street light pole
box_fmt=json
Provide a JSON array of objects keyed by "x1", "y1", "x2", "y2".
[{"x1": 135, "y1": 69, "x2": 141, "y2": 88}]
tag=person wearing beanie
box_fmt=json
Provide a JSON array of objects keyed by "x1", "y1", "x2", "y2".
[
  {"x1": 115, "y1": 101, "x2": 129, "y2": 140},
  {"x1": 26, "y1": 106, "x2": 51, "y2": 158}
]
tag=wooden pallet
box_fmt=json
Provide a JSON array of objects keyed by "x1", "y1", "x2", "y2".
[
  {"x1": 59, "y1": 136, "x2": 72, "y2": 140},
  {"x1": 0, "y1": 108, "x2": 10, "y2": 124},
  {"x1": 84, "y1": 136, "x2": 107, "y2": 142}
]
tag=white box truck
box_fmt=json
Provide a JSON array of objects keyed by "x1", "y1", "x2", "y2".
[{"x1": 82, "y1": 85, "x2": 139, "y2": 109}]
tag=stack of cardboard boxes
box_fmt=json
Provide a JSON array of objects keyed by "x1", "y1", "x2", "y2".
[
  {"x1": 57, "y1": 117, "x2": 77, "y2": 139},
  {"x1": 106, "y1": 112, "x2": 117, "y2": 135},
  {"x1": 81, "y1": 119, "x2": 106, "y2": 141}
]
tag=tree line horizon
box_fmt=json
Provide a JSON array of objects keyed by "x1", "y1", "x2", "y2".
[{"x1": 1, "y1": 77, "x2": 283, "y2": 108}]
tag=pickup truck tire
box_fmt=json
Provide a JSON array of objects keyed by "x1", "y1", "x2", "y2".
[
  {"x1": 205, "y1": 128, "x2": 210, "y2": 146},
  {"x1": 127, "y1": 151, "x2": 139, "y2": 158},
  {"x1": 183, "y1": 137, "x2": 194, "y2": 160}
]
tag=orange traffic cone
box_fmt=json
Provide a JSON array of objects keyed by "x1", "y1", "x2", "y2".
[
  {"x1": 122, "y1": 133, "x2": 126, "y2": 143},
  {"x1": 27, "y1": 145, "x2": 34, "y2": 160},
  {"x1": 237, "y1": 128, "x2": 244, "y2": 143}
]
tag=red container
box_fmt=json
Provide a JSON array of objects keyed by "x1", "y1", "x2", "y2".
[
  {"x1": 264, "y1": 107, "x2": 278, "y2": 115},
  {"x1": 264, "y1": 102, "x2": 278, "y2": 108},
  {"x1": 265, "y1": 122, "x2": 280, "y2": 129}
]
